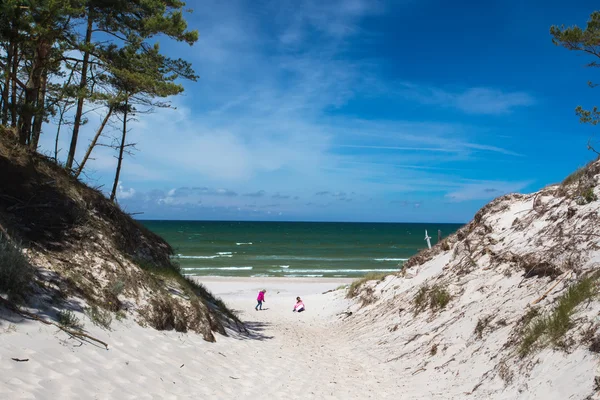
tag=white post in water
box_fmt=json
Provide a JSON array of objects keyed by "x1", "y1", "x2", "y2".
[{"x1": 425, "y1": 230, "x2": 432, "y2": 249}]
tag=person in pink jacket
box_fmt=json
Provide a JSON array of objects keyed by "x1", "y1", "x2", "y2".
[
  {"x1": 255, "y1": 289, "x2": 266, "y2": 311},
  {"x1": 293, "y1": 297, "x2": 305, "y2": 313}
]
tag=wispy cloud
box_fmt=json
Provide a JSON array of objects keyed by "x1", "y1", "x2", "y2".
[
  {"x1": 445, "y1": 181, "x2": 531, "y2": 202},
  {"x1": 398, "y1": 83, "x2": 535, "y2": 115},
  {"x1": 243, "y1": 190, "x2": 267, "y2": 197}
]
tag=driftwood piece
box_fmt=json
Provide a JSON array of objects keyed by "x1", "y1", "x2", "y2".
[{"x1": 0, "y1": 297, "x2": 109, "y2": 349}]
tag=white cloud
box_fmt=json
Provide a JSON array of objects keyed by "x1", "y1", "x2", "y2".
[{"x1": 116, "y1": 182, "x2": 136, "y2": 199}]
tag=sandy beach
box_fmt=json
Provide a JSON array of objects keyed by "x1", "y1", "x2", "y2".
[{"x1": 1, "y1": 276, "x2": 390, "y2": 400}]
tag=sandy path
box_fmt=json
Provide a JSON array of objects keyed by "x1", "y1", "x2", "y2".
[
  {"x1": 200, "y1": 277, "x2": 391, "y2": 399},
  {"x1": 0, "y1": 277, "x2": 401, "y2": 399}
]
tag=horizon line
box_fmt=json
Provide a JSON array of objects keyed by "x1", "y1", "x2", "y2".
[{"x1": 135, "y1": 218, "x2": 468, "y2": 225}]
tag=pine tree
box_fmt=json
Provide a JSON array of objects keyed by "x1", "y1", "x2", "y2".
[{"x1": 551, "y1": 12, "x2": 600, "y2": 125}]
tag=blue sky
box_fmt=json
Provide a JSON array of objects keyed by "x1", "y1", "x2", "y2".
[{"x1": 40, "y1": 0, "x2": 600, "y2": 223}]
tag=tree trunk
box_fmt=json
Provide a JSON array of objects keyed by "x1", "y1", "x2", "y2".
[
  {"x1": 110, "y1": 97, "x2": 128, "y2": 202},
  {"x1": 19, "y1": 88, "x2": 35, "y2": 145},
  {"x1": 66, "y1": 15, "x2": 93, "y2": 170},
  {"x1": 74, "y1": 106, "x2": 113, "y2": 178},
  {"x1": 19, "y1": 40, "x2": 49, "y2": 146},
  {"x1": 30, "y1": 71, "x2": 48, "y2": 150},
  {"x1": 1, "y1": 42, "x2": 12, "y2": 126},
  {"x1": 10, "y1": 46, "x2": 18, "y2": 128},
  {"x1": 54, "y1": 103, "x2": 68, "y2": 162}
]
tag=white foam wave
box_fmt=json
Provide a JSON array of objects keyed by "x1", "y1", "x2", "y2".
[
  {"x1": 255, "y1": 256, "x2": 359, "y2": 261},
  {"x1": 236, "y1": 242, "x2": 253, "y2": 245},
  {"x1": 279, "y1": 265, "x2": 290, "y2": 268},
  {"x1": 374, "y1": 258, "x2": 408, "y2": 261},
  {"x1": 286, "y1": 274, "x2": 324, "y2": 277},
  {"x1": 172, "y1": 254, "x2": 233, "y2": 259},
  {"x1": 181, "y1": 266, "x2": 253, "y2": 271},
  {"x1": 217, "y1": 252, "x2": 233, "y2": 255}
]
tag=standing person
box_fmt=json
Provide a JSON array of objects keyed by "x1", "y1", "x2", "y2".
[
  {"x1": 255, "y1": 289, "x2": 266, "y2": 311},
  {"x1": 293, "y1": 296, "x2": 305, "y2": 313}
]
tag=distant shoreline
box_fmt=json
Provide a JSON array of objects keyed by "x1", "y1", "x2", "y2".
[{"x1": 189, "y1": 275, "x2": 355, "y2": 284}]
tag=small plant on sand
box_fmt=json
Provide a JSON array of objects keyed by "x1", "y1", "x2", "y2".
[
  {"x1": 441, "y1": 240, "x2": 451, "y2": 251},
  {"x1": 85, "y1": 305, "x2": 112, "y2": 330},
  {"x1": 115, "y1": 310, "x2": 127, "y2": 321},
  {"x1": 413, "y1": 284, "x2": 452, "y2": 315},
  {"x1": 57, "y1": 310, "x2": 83, "y2": 330},
  {"x1": 413, "y1": 285, "x2": 429, "y2": 314},
  {"x1": 109, "y1": 280, "x2": 125, "y2": 297},
  {"x1": 474, "y1": 316, "x2": 492, "y2": 339},
  {"x1": 589, "y1": 335, "x2": 600, "y2": 353},
  {"x1": 347, "y1": 272, "x2": 390, "y2": 299},
  {"x1": 576, "y1": 187, "x2": 598, "y2": 205},
  {"x1": 562, "y1": 166, "x2": 586, "y2": 187},
  {"x1": 498, "y1": 361, "x2": 513, "y2": 384},
  {"x1": 0, "y1": 234, "x2": 34, "y2": 302},
  {"x1": 430, "y1": 343, "x2": 438, "y2": 356},
  {"x1": 429, "y1": 285, "x2": 451, "y2": 310},
  {"x1": 519, "y1": 275, "x2": 598, "y2": 356}
]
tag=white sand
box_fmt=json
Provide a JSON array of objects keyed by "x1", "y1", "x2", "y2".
[{"x1": 1, "y1": 277, "x2": 400, "y2": 400}]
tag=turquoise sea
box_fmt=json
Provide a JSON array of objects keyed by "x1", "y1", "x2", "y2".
[{"x1": 141, "y1": 221, "x2": 463, "y2": 278}]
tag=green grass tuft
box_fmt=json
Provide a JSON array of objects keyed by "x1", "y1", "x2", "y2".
[
  {"x1": 519, "y1": 275, "x2": 598, "y2": 356},
  {"x1": 346, "y1": 272, "x2": 390, "y2": 299},
  {"x1": 562, "y1": 167, "x2": 586, "y2": 186},
  {"x1": 413, "y1": 285, "x2": 429, "y2": 314},
  {"x1": 430, "y1": 285, "x2": 451, "y2": 310},
  {"x1": 85, "y1": 304, "x2": 112, "y2": 330},
  {"x1": 577, "y1": 187, "x2": 598, "y2": 205},
  {"x1": 413, "y1": 284, "x2": 451, "y2": 315},
  {"x1": 0, "y1": 234, "x2": 34, "y2": 302},
  {"x1": 57, "y1": 309, "x2": 83, "y2": 330}
]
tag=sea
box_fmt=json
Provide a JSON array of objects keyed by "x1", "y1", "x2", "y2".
[{"x1": 141, "y1": 221, "x2": 463, "y2": 278}]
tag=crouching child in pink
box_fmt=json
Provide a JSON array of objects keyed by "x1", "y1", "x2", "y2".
[{"x1": 293, "y1": 297, "x2": 305, "y2": 313}]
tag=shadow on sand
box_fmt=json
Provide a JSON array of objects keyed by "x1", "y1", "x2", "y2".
[{"x1": 227, "y1": 319, "x2": 274, "y2": 341}]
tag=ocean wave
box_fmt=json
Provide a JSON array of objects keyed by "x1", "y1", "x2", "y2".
[
  {"x1": 273, "y1": 268, "x2": 398, "y2": 274},
  {"x1": 217, "y1": 252, "x2": 233, "y2": 255},
  {"x1": 374, "y1": 258, "x2": 408, "y2": 261},
  {"x1": 279, "y1": 265, "x2": 290, "y2": 268},
  {"x1": 236, "y1": 242, "x2": 253, "y2": 245},
  {"x1": 181, "y1": 266, "x2": 253, "y2": 271},
  {"x1": 286, "y1": 274, "x2": 324, "y2": 278},
  {"x1": 255, "y1": 255, "x2": 360, "y2": 261},
  {"x1": 172, "y1": 253, "x2": 233, "y2": 259}
]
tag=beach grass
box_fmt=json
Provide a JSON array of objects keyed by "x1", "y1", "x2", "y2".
[
  {"x1": 519, "y1": 274, "x2": 598, "y2": 356},
  {"x1": 346, "y1": 272, "x2": 390, "y2": 298},
  {"x1": 57, "y1": 309, "x2": 83, "y2": 330},
  {"x1": 413, "y1": 284, "x2": 451, "y2": 315},
  {"x1": 85, "y1": 304, "x2": 113, "y2": 330},
  {"x1": 0, "y1": 234, "x2": 34, "y2": 302}
]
